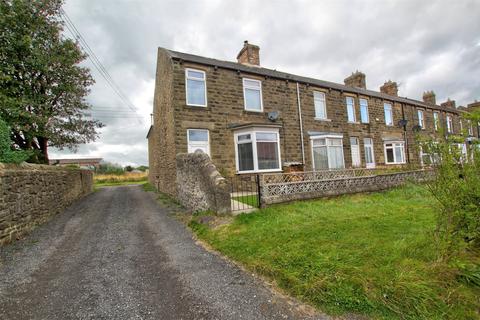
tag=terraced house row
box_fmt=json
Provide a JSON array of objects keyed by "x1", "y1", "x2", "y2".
[{"x1": 147, "y1": 41, "x2": 479, "y2": 196}]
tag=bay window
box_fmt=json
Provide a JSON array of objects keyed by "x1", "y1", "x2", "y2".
[
  {"x1": 185, "y1": 69, "x2": 207, "y2": 106},
  {"x1": 243, "y1": 78, "x2": 263, "y2": 111},
  {"x1": 235, "y1": 129, "x2": 281, "y2": 173},
  {"x1": 384, "y1": 141, "x2": 405, "y2": 164},
  {"x1": 311, "y1": 136, "x2": 345, "y2": 170}
]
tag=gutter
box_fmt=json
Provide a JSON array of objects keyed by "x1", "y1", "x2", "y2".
[{"x1": 296, "y1": 82, "x2": 306, "y2": 166}]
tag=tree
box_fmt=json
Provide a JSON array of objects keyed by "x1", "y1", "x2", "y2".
[
  {"x1": 0, "y1": 117, "x2": 30, "y2": 164},
  {"x1": 0, "y1": 0, "x2": 102, "y2": 164},
  {"x1": 125, "y1": 165, "x2": 134, "y2": 172}
]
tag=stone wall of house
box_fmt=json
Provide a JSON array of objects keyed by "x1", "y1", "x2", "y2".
[
  {"x1": 0, "y1": 163, "x2": 93, "y2": 245},
  {"x1": 261, "y1": 170, "x2": 433, "y2": 205},
  {"x1": 176, "y1": 152, "x2": 231, "y2": 214},
  {"x1": 148, "y1": 48, "x2": 177, "y2": 196}
]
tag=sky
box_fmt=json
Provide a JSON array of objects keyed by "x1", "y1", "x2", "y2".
[{"x1": 50, "y1": 0, "x2": 480, "y2": 166}]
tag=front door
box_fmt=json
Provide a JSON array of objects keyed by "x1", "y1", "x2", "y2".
[
  {"x1": 364, "y1": 138, "x2": 375, "y2": 168},
  {"x1": 350, "y1": 137, "x2": 361, "y2": 167}
]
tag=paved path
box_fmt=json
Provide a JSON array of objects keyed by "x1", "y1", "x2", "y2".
[{"x1": 0, "y1": 185, "x2": 329, "y2": 320}]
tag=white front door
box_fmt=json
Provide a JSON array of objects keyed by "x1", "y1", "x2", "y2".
[
  {"x1": 364, "y1": 138, "x2": 375, "y2": 168},
  {"x1": 350, "y1": 137, "x2": 361, "y2": 167}
]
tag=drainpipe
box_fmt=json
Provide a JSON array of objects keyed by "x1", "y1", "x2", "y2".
[
  {"x1": 296, "y1": 82, "x2": 306, "y2": 166},
  {"x1": 401, "y1": 103, "x2": 410, "y2": 164}
]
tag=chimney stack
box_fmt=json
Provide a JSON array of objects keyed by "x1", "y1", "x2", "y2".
[
  {"x1": 422, "y1": 91, "x2": 436, "y2": 105},
  {"x1": 440, "y1": 99, "x2": 456, "y2": 109},
  {"x1": 467, "y1": 100, "x2": 480, "y2": 111},
  {"x1": 237, "y1": 40, "x2": 260, "y2": 66},
  {"x1": 380, "y1": 80, "x2": 398, "y2": 96},
  {"x1": 344, "y1": 71, "x2": 366, "y2": 89}
]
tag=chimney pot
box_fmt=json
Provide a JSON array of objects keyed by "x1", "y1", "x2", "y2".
[
  {"x1": 380, "y1": 80, "x2": 398, "y2": 96},
  {"x1": 237, "y1": 40, "x2": 260, "y2": 66},
  {"x1": 344, "y1": 71, "x2": 366, "y2": 89},
  {"x1": 422, "y1": 90, "x2": 436, "y2": 105}
]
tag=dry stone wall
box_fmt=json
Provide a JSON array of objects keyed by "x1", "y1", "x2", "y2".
[
  {"x1": 176, "y1": 152, "x2": 231, "y2": 214},
  {"x1": 0, "y1": 163, "x2": 93, "y2": 245}
]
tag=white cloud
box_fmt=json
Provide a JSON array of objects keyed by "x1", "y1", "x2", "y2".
[{"x1": 50, "y1": 0, "x2": 480, "y2": 166}]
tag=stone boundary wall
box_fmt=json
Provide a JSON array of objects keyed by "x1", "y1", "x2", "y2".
[
  {"x1": 261, "y1": 170, "x2": 433, "y2": 205},
  {"x1": 176, "y1": 152, "x2": 231, "y2": 214},
  {"x1": 0, "y1": 163, "x2": 93, "y2": 245}
]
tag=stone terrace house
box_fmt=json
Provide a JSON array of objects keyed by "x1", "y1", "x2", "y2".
[{"x1": 147, "y1": 41, "x2": 477, "y2": 196}]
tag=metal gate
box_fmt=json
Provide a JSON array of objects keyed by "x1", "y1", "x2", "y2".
[{"x1": 229, "y1": 174, "x2": 261, "y2": 213}]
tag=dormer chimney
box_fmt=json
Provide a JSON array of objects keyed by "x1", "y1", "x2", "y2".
[
  {"x1": 423, "y1": 91, "x2": 436, "y2": 105},
  {"x1": 380, "y1": 80, "x2": 398, "y2": 96},
  {"x1": 344, "y1": 71, "x2": 366, "y2": 89},
  {"x1": 237, "y1": 40, "x2": 260, "y2": 66}
]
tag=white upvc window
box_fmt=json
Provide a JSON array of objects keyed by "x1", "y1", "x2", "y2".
[
  {"x1": 418, "y1": 109, "x2": 425, "y2": 129},
  {"x1": 468, "y1": 120, "x2": 473, "y2": 136},
  {"x1": 346, "y1": 97, "x2": 356, "y2": 122},
  {"x1": 433, "y1": 112, "x2": 439, "y2": 131},
  {"x1": 185, "y1": 68, "x2": 207, "y2": 107},
  {"x1": 234, "y1": 128, "x2": 281, "y2": 173},
  {"x1": 364, "y1": 138, "x2": 375, "y2": 168},
  {"x1": 359, "y1": 98, "x2": 369, "y2": 123},
  {"x1": 446, "y1": 115, "x2": 453, "y2": 133},
  {"x1": 384, "y1": 141, "x2": 405, "y2": 164},
  {"x1": 243, "y1": 78, "x2": 263, "y2": 112},
  {"x1": 314, "y1": 91, "x2": 327, "y2": 119},
  {"x1": 187, "y1": 129, "x2": 210, "y2": 155},
  {"x1": 384, "y1": 103, "x2": 393, "y2": 126},
  {"x1": 311, "y1": 136, "x2": 345, "y2": 170},
  {"x1": 350, "y1": 137, "x2": 361, "y2": 167}
]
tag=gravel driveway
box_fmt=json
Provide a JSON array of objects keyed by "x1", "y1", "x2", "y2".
[{"x1": 0, "y1": 185, "x2": 330, "y2": 320}]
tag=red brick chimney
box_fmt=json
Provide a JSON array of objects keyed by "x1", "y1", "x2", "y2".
[
  {"x1": 440, "y1": 99, "x2": 456, "y2": 109},
  {"x1": 422, "y1": 91, "x2": 436, "y2": 105},
  {"x1": 237, "y1": 40, "x2": 260, "y2": 66},
  {"x1": 344, "y1": 71, "x2": 366, "y2": 89},
  {"x1": 380, "y1": 80, "x2": 398, "y2": 96}
]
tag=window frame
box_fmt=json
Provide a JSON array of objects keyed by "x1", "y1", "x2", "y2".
[
  {"x1": 364, "y1": 138, "x2": 376, "y2": 168},
  {"x1": 185, "y1": 68, "x2": 207, "y2": 107},
  {"x1": 234, "y1": 127, "x2": 281, "y2": 173},
  {"x1": 346, "y1": 96, "x2": 356, "y2": 123},
  {"x1": 446, "y1": 115, "x2": 453, "y2": 133},
  {"x1": 310, "y1": 135, "x2": 345, "y2": 170},
  {"x1": 384, "y1": 141, "x2": 406, "y2": 164},
  {"x1": 359, "y1": 98, "x2": 369, "y2": 123},
  {"x1": 313, "y1": 91, "x2": 327, "y2": 120},
  {"x1": 433, "y1": 112, "x2": 439, "y2": 131},
  {"x1": 417, "y1": 109, "x2": 425, "y2": 129},
  {"x1": 187, "y1": 129, "x2": 210, "y2": 156},
  {"x1": 242, "y1": 78, "x2": 263, "y2": 112},
  {"x1": 384, "y1": 103, "x2": 393, "y2": 126}
]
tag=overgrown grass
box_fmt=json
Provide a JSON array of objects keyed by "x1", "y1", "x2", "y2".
[
  {"x1": 94, "y1": 172, "x2": 147, "y2": 187},
  {"x1": 191, "y1": 185, "x2": 480, "y2": 319}
]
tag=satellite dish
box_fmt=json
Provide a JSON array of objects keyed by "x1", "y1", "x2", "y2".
[
  {"x1": 267, "y1": 111, "x2": 279, "y2": 122},
  {"x1": 398, "y1": 119, "x2": 408, "y2": 127}
]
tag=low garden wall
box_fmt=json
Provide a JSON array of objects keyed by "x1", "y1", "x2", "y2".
[
  {"x1": 0, "y1": 163, "x2": 93, "y2": 245},
  {"x1": 260, "y1": 169, "x2": 433, "y2": 205},
  {"x1": 176, "y1": 152, "x2": 231, "y2": 214}
]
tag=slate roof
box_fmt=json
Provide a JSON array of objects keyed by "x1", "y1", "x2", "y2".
[{"x1": 164, "y1": 48, "x2": 458, "y2": 114}]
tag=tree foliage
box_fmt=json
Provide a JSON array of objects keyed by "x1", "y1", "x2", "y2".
[
  {"x1": 0, "y1": 117, "x2": 30, "y2": 163},
  {"x1": 0, "y1": 0, "x2": 102, "y2": 163},
  {"x1": 421, "y1": 110, "x2": 480, "y2": 258}
]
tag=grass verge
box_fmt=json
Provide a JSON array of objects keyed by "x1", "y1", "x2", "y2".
[{"x1": 190, "y1": 184, "x2": 480, "y2": 320}]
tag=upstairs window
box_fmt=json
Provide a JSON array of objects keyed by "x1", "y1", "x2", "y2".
[
  {"x1": 384, "y1": 141, "x2": 405, "y2": 164},
  {"x1": 187, "y1": 129, "x2": 210, "y2": 155},
  {"x1": 235, "y1": 129, "x2": 281, "y2": 173},
  {"x1": 185, "y1": 69, "x2": 207, "y2": 107},
  {"x1": 468, "y1": 120, "x2": 473, "y2": 136},
  {"x1": 359, "y1": 98, "x2": 369, "y2": 123},
  {"x1": 418, "y1": 110, "x2": 425, "y2": 129},
  {"x1": 243, "y1": 78, "x2": 263, "y2": 112},
  {"x1": 433, "y1": 112, "x2": 439, "y2": 131},
  {"x1": 446, "y1": 115, "x2": 453, "y2": 133},
  {"x1": 314, "y1": 91, "x2": 327, "y2": 119},
  {"x1": 346, "y1": 97, "x2": 356, "y2": 122},
  {"x1": 384, "y1": 103, "x2": 393, "y2": 126}
]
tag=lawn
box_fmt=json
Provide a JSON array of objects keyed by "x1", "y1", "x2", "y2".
[
  {"x1": 233, "y1": 194, "x2": 259, "y2": 207},
  {"x1": 191, "y1": 184, "x2": 480, "y2": 319}
]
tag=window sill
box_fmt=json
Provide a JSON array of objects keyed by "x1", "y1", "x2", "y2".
[
  {"x1": 244, "y1": 109, "x2": 263, "y2": 113},
  {"x1": 186, "y1": 104, "x2": 207, "y2": 108},
  {"x1": 314, "y1": 118, "x2": 332, "y2": 122},
  {"x1": 385, "y1": 162, "x2": 406, "y2": 165},
  {"x1": 236, "y1": 169, "x2": 282, "y2": 174},
  {"x1": 347, "y1": 121, "x2": 360, "y2": 124}
]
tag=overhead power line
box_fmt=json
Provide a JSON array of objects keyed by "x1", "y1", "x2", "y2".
[{"x1": 59, "y1": 8, "x2": 141, "y2": 124}]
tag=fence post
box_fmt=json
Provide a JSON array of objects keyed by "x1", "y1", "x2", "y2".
[{"x1": 257, "y1": 174, "x2": 264, "y2": 208}]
